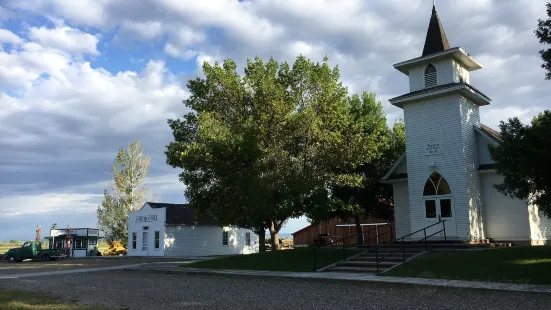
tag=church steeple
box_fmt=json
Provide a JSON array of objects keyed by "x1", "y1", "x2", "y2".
[{"x1": 422, "y1": 4, "x2": 450, "y2": 57}]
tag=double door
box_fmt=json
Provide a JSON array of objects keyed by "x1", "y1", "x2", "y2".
[{"x1": 423, "y1": 197, "x2": 456, "y2": 238}]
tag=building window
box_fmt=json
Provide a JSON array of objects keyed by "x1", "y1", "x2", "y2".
[
  {"x1": 424, "y1": 64, "x2": 437, "y2": 88},
  {"x1": 425, "y1": 200, "x2": 437, "y2": 218},
  {"x1": 222, "y1": 231, "x2": 229, "y2": 246},
  {"x1": 245, "y1": 232, "x2": 251, "y2": 246},
  {"x1": 423, "y1": 171, "x2": 451, "y2": 196},
  {"x1": 132, "y1": 232, "x2": 137, "y2": 250},
  {"x1": 88, "y1": 239, "x2": 97, "y2": 246},
  {"x1": 154, "y1": 231, "x2": 160, "y2": 249},
  {"x1": 74, "y1": 239, "x2": 87, "y2": 250}
]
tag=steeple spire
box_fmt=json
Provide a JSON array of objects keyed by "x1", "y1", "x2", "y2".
[{"x1": 422, "y1": 4, "x2": 450, "y2": 57}]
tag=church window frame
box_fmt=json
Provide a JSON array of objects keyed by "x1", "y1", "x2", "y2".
[
  {"x1": 424, "y1": 64, "x2": 438, "y2": 88},
  {"x1": 423, "y1": 171, "x2": 451, "y2": 196}
]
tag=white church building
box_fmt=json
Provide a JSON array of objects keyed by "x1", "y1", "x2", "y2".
[{"x1": 381, "y1": 5, "x2": 550, "y2": 245}]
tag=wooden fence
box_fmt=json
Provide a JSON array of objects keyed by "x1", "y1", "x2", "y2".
[{"x1": 292, "y1": 217, "x2": 395, "y2": 247}]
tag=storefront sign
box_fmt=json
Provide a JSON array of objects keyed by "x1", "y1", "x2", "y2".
[
  {"x1": 424, "y1": 142, "x2": 443, "y2": 155},
  {"x1": 88, "y1": 229, "x2": 99, "y2": 236},
  {"x1": 136, "y1": 215, "x2": 158, "y2": 223}
]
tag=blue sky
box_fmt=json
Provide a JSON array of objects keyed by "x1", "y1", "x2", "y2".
[{"x1": 0, "y1": 0, "x2": 550, "y2": 240}]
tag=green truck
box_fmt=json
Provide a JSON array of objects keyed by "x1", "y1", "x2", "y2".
[{"x1": 3, "y1": 241, "x2": 63, "y2": 262}]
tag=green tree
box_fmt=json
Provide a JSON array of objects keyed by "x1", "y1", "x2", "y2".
[
  {"x1": 535, "y1": 1, "x2": 551, "y2": 80},
  {"x1": 97, "y1": 141, "x2": 151, "y2": 247},
  {"x1": 308, "y1": 112, "x2": 406, "y2": 245},
  {"x1": 166, "y1": 56, "x2": 376, "y2": 250},
  {"x1": 489, "y1": 110, "x2": 551, "y2": 217}
]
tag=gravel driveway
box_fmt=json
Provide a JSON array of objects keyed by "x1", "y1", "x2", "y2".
[{"x1": 1, "y1": 270, "x2": 550, "y2": 309}]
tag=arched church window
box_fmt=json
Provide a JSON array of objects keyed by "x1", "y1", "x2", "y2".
[
  {"x1": 424, "y1": 64, "x2": 437, "y2": 88},
  {"x1": 422, "y1": 171, "x2": 451, "y2": 196}
]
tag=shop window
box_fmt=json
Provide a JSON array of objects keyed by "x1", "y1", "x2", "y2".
[
  {"x1": 154, "y1": 231, "x2": 160, "y2": 249},
  {"x1": 132, "y1": 232, "x2": 137, "y2": 250}
]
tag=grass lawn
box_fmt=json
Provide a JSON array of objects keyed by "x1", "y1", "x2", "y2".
[
  {"x1": 0, "y1": 289, "x2": 108, "y2": 310},
  {"x1": 385, "y1": 246, "x2": 551, "y2": 285},
  {"x1": 184, "y1": 247, "x2": 363, "y2": 272}
]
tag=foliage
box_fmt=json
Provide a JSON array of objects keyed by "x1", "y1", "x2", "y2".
[
  {"x1": 535, "y1": 1, "x2": 551, "y2": 80},
  {"x1": 307, "y1": 116, "x2": 405, "y2": 228},
  {"x1": 97, "y1": 140, "x2": 151, "y2": 248},
  {"x1": 166, "y1": 56, "x2": 378, "y2": 250},
  {"x1": 489, "y1": 110, "x2": 551, "y2": 217}
]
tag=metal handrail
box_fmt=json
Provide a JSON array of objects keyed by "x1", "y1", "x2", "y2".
[
  {"x1": 312, "y1": 222, "x2": 394, "y2": 271},
  {"x1": 371, "y1": 220, "x2": 447, "y2": 274}
]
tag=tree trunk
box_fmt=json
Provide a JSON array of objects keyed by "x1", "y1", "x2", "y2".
[
  {"x1": 355, "y1": 215, "x2": 363, "y2": 245},
  {"x1": 270, "y1": 231, "x2": 280, "y2": 251},
  {"x1": 257, "y1": 230, "x2": 266, "y2": 252},
  {"x1": 269, "y1": 221, "x2": 280, "y2": 251}
]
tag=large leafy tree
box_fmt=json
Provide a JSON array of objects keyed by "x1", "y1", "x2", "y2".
[
  {"x1": 97, "y1": 141, "x2": 151, "y2": 247},
  {"x1": 489, "y1": 110, "x2": 551, "y2": 217},
  {"x1": 166, "y1": 56, "x2": 378, "y2": 250},
  {"x1": 535, "y1": 1, "x2": 551, "y2": 80},
  {"x1": 307, "y1": 107, "x2": 406, "y2": 245}
]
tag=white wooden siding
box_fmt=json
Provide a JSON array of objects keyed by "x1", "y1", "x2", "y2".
[
  {"x1": 408, "y1": 59, "x2": 455, "y2": 92},
  {"x1": 392, "y1": 181, "x2": 411, "y2": 238},
  {"x1": 164, "y1": 226, "x2": 259, "y2": 257},
  {"x1": 480, "y1": 173, "x2": 531, "y2": 241},
  {"x1": 394, "y1": 157, "x2": 408, "y2": 174},
  {"x1": 476, "y1": 131, "x2": 495, "y2": 165},
  {"x1": 127, "y1": 204, "x2": 166, "y2": 256},
  {"x1": 403, "y1": 94, "x2": 480, "y2": 240},
  {"x1": 452, "y1": 59, "x2": 470, "y2": 84},
  {"x1": 460, "y1": 97, "x2": 484, "y2": 240},
  {"x1": 528, "y1": 203, "x2": 551, "y2": 243}
]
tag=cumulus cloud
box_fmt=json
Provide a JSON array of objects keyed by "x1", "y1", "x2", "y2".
[
  {"x1": 28, "y1": 25, "x2": 100, "y2": 56},
  {"x1": 1, "y1": 0, "x2": 551, "y2": 238}
]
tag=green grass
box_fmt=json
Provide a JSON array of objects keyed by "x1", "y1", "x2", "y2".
[
  {"x1": 0, "y1": 289, "x2": 109, "y2": 310},
  {"x1": 385, "y1": 246, "x2": 551, "y2": 285},
  {"x1": 184, "y1": 248, "x2": 363, "y2": 272}
]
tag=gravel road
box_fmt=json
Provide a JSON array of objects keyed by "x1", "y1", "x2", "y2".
[{"x1": 1, "y1": 270, "x2": 550, "y2": 309}]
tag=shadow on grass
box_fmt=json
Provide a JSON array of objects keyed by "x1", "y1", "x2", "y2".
[
  {"x1": 385, "y1": 246, "x2": 551, "y2": 285},
  {"x1": 183, "y1": 247, "x2": 364, "y2": 272},
  {"x1": 0, "y1": 289, "x2": 111, "y2": 310}
]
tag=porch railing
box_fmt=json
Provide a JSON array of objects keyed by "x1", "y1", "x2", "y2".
[
  {"x1": 371, "y1": 220, "x2": 447, "y2": 274},
  {"x1": 312, "y1": 222, "x2": 394, "y2": 271}
]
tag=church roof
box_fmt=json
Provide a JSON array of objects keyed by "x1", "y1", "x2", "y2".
[
  {"x1": 146, "y1": 202, "x2": 219, "y2": 226},
  {"x1": 479, "y1": 124, "x2": 503, "y2": 142},
  {"x1": 388, "y1": 82, "x2": 491, "y2": 107},
  {"x1": 422, "y1": 5, "x2": 450, "y2": 57}
]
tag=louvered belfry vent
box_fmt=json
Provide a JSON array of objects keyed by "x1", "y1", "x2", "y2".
[{"x1": 425, "y1": 64, "x2": 437, "y2": 88}]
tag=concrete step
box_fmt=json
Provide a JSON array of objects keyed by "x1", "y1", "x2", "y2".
[
  {"x1": 324, "y1": 266, "x2": 379, "y2": 273},
  {"x1": 339, "y1": 260, "x2": 398, "y2": 267},
  {"x1": 358, "y1": 250, "x2": 423, "y2": 257},
  {"x1": 350, "y1": 255, "x2": 409, "y2": 262}
]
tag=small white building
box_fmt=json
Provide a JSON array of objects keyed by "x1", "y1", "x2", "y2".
[
  {"x1": 46, "y1": 227, "x2": 101, "y2": 257},
  {"x1": 128, "y1": 202, "x2": 259, "y2": 257},
  {"x1": 381, "y1": 5, "x2": 551, "y2": 244}
]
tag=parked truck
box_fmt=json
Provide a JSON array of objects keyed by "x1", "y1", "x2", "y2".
[{"x1": 3, "y1": 241, "x2": 63, "y2": 262}]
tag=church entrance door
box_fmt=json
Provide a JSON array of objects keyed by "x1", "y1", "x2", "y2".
[
  {"x1": 423, "y1": 197, "x2": 456, "y2": 238},
  {"x1": 422, "y1": 172, "x2": 457, "y2": 239}
]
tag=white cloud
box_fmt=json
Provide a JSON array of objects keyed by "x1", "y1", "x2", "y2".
[
  {"x1": 0, "y1": 28, "x2": 20, "y2": 44},
  {"x1": 120, "y1": 20, "x2": 164, "y2": 40},
  {"x1": 1, "y1": 0, "x2": 550, "y2": 239},
  {"x1": 164, "y1": 43, "x2": 198, "y2": 60},
  {"x1": 29, "y1": 25, "x2": 100, "y2": 56}
]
